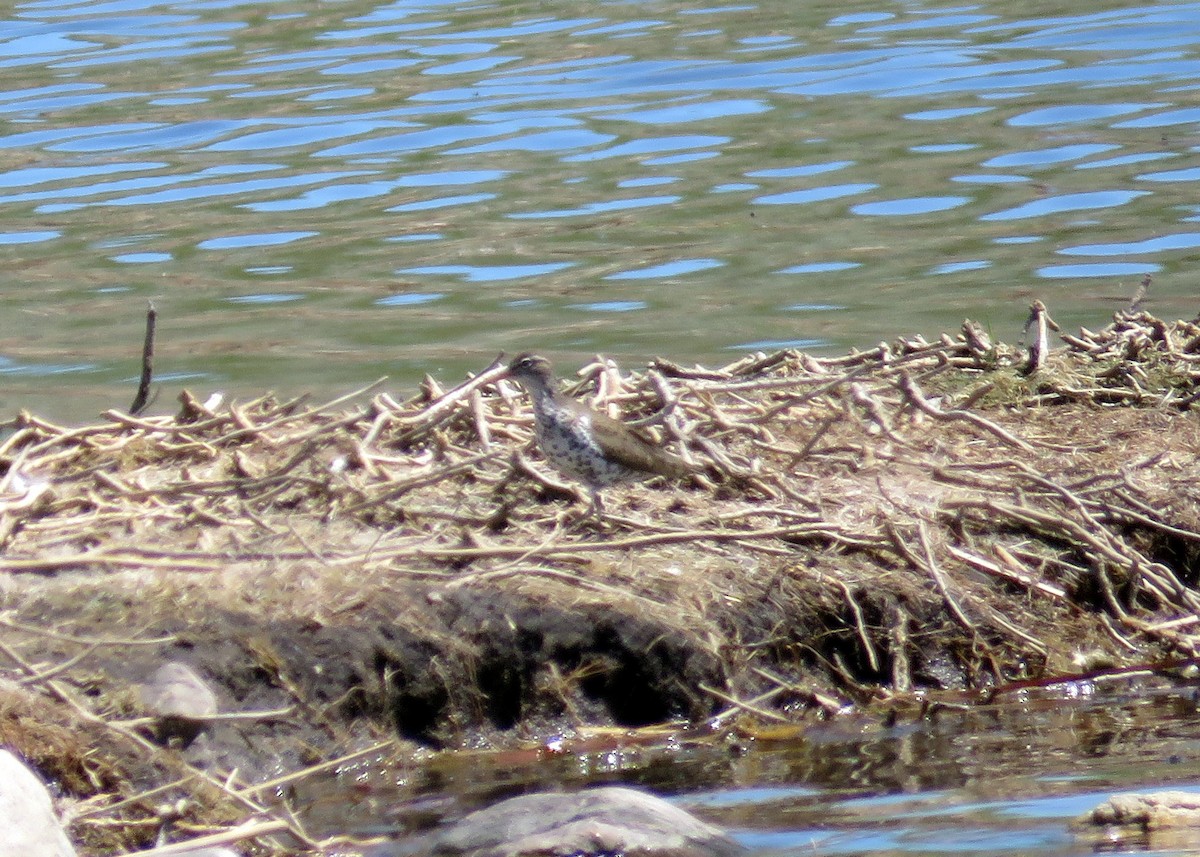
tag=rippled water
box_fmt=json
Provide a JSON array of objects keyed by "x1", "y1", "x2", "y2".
[
  {"x1": 305, "y1": 684, "x2": 1200, "y2": 856},
  {"x1": 3, "y1": 0, "x2": 1200, "y2": 418}
]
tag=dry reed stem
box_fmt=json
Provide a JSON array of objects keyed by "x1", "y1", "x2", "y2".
[{"x1": 114, "y1": 819, "x2": 290, "y2": 857}]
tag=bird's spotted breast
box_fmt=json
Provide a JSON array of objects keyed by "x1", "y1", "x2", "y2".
[{"x1": 535, "y1": 403, "x2": 631, "y2": 488}]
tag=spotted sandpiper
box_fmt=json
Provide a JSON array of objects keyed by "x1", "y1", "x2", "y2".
[{"x1": 504, "y1": 353, "x2": 691, "y2": 514}]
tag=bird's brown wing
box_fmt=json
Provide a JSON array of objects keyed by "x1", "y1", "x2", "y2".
[{"x1": 588, "y1": 411, "x2": 691, "y2": 479}]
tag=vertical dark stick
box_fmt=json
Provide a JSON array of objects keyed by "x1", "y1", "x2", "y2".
[{"x1": 129, "y1": 301, "x2": 157, "y2": 415}]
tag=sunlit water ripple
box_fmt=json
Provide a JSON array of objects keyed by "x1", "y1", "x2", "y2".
[{"x1": 2, "y1": 0, "x2": 1200, "y2": 418}]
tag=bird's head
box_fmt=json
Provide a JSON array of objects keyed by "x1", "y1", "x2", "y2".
[{"x1": 506, "y1": 352, "x2": 555, "y2": 388}]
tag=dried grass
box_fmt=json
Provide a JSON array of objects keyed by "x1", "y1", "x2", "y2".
[{"x1": 2, "y1": 305, "x2": 1200, "y2": 854}]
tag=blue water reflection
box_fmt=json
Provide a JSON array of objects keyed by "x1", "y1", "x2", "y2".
[
  {"x1": 1060, "y1": 233, "x2": 1200, "y2": 255},
  {"x1": 982, "y1": 190, "x2": 1150, "y2": 221},
  {"x1": 602, "y1": 99, "x2": 769, "y2": 123},
  {"x1": 930, "y1": 260, "x2": 990, "y2": 275},
  {"x1": 198, "y1": 232, "x2": 317, "y2": 250},
  {"x1": 1139, "y1": 165, "x2": 1200, "y2": 182},
  {"x1": 606, "y1": 259, "x2": 724, "y2": 279},
  {"x1": 376, "y1": 292, "x2": 444, "y2": 306},
  {"x1": 387, "y1": 192, "x2": 496, "y2": 211},
  {"x1": 564, "y1": 135, "x2": 730, "y2": 161},
  {"x1": 1009, "y1": 103, "x2": 1160, "y2": 125},
  {"x1": 227, "y1": 293, "x2": 303, "y2": 304},
  {"x1": 3, "y1": 0, "x2": 1200, "y2": 416},
  {"x1": 570, "y1": 300, "x2": 648, "y2": 312},
  {"x1": 0, "y1": 230, "x2": 59, "y2": 244},
  {"x1": 754, "y1": 184, "x2": 878, "y2": 205},
  {"x1": 747, "y1": 162, "x2": 853, "y2": 178},
  {"x1": 779, "y1": 262, "x2": 860, "y2": 274},
  {"x1": 1115, "y1": 106, "x2": 1200, "y2": 126},
  {"x1": 853, "y1": 196, "x2": 970, "y2": 216},
  {"x1": 1038, "y1": 262, "x2": 1159, "y2": 278},
  {"x1": 113, "y1": 252, "x2": 172, "y2": 263},
  {"x1": 396, "y1": 263, "x2": 574, "y2": 282},
  {"x1": 981, "y1": 144, "x2": 1119, "y2": 168},
  {"x1": 510, "y1": 195, "x2": 681, "y2": 219}
]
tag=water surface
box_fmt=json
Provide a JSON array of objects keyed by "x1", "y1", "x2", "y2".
[
  {"x1": 304, "y1": 684, "x2": 1200, "y2": 855},
  {"x1": 2, "y1": 0, "x2": 1199, "y2": 419}
]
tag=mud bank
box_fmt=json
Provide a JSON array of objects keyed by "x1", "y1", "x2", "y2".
[{"x1": 2, "y1": 307, "x2": 1200, "y2": 854}]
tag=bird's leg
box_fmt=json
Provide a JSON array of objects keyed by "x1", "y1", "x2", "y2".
[
  {"x1": 588, "y1": 488, "x2": 605, "y2": 519},
  {"x1": 554, "y1": 489, "x2": 604, "y2": 530}
]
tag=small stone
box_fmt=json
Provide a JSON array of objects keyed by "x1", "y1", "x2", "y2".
[
  {"x1": 380, "y1": 786, "x2": 744, "y2": 857},
  {"x1": 140, "y1": 661, "x2": 219, "y2": 745},
  {"x1": 0, "y1": 749, "x2": 76, "y2": 857}
]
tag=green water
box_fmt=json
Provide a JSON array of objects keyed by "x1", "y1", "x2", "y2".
[{"x1": 2, "y1": 0, "x2": 1198, "y2": 420}]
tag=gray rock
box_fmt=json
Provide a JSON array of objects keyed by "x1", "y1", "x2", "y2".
[
  {"x1": 393, "y1": 786, "x2": 745, "y2": 857},
  {"x1": 1073, "y1": 790, "x2": 1200, "y2": 849},
  {"x1": 140, "y1": 661, "x2": 219, "y2": 745},
  {"x1": 0, "y1": 749, "x2": 76, "y2": 857},
  {"x1": 1076, "y1": 790, "x2": 1200, "y2": 830}
]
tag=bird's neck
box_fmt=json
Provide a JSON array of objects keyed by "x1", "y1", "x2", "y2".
[
  {"x1": 526, "y1": 378, "x2": 565, "y2": 411},
  {"x1": 526, "y1": 378, "x2": 584, "y2": 425}
]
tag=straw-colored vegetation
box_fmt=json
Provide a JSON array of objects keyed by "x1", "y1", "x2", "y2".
[{"x1": 2, "y1": 304, "x2": 1200, "y2": 854}]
